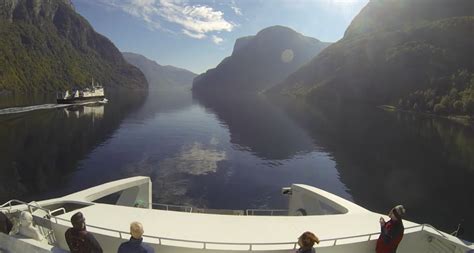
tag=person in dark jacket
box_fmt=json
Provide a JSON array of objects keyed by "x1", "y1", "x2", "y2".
[
  {"x1": 296, "y1": 231, "x2": 319, "y2": 253},
  {"x1": 376, "y1": 205, "x2": 406, "y2": 253},
  {"x1": 0, "y1": 211, "x2": 13, "y2": 235},
  {"x1": 118, "y1": 221, "x2": 154, "y2": 253},
  {"x1": 65, "y1": 212, "x2": 103, "y2": 253}
]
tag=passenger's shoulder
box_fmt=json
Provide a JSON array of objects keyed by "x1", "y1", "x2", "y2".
[{"x1": 143, "y1": 243, "x2": 155, "y2": 253}]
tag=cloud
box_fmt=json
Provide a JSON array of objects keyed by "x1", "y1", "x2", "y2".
[
  {"x1": 183, "y1": 29, "x2": 206, "y2": 39},
  {"x1": 95, "y1": 0, "x2": 235, "y2": 41},
  {"x1": 159, "y1": 142, "x2": 226, "y2": 175},
  {"x1": 211, "y1": 35, "x2": 223, "y2": 45},
  {"x1": 230, "y1": 0, "x2": 242, "y2": 15}
]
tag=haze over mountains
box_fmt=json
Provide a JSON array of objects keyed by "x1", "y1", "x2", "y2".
[
  {"x1": 192, "y1": 26, "x2": 330, "y2": 95},
  {"x1": 0, "y1": 0, "x2": 147, "y2": 92},
  {"x1": 271, "y1": 0, "x2": 474, "y2": 116},
  {"x1": 0, "y1": 0, "x2": 472, "y2": 119},
  {"x1": 123, "y1": 52, "x2": 197, "y2": 91}
]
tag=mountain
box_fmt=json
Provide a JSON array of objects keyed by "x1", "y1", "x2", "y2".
[
  {"x1": 122, "y1": 52, "x2": 197, "y2": 90},
  {"x1": 0, "y1": 0, "x2": 147, "y2": 92},
  {"x1": 192, "y1": 26, "x2": 330, "y2": 95},
  {"x1": 271, "y1": 0, "x2": 474, "y2": 116}
]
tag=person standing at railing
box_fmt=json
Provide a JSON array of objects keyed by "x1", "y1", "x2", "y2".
[
  {"x1": 296, "y1": 231, "x2": 320, "y2": 253},
  {"x1": 65, "y1": 212, "x2": 103, "y2": 253},
  {"x1": 118, "y1": 221, "x2": 155, "y2": 253},
  {"x1": 17, "y1": 211, "x2": 45, "y2": 242},
  {"x1": 376, "y1": 205, "x2": 406, "y2": 253}
]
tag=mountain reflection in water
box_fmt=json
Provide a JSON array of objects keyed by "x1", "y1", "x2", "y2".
[
  {"x1": 0, "y1": 89, "x2": 472, "y2": 241},
  {"x1": 278, "y1": 100, "x2": 474, "y2": 241}
]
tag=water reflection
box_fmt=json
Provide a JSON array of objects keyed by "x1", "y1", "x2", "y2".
[
  {"x1": 64, "y1": 104, "x2": 104, "y2": 120},
  {"x1": 280, "y1": 100, "x2": 474, "y2": 240},
  {"x1": 0, "y1": 91, "x2": 146, "y2": 202},
  {"x1": 193, "y1": 93, "x2": 315, "y2": 160}
]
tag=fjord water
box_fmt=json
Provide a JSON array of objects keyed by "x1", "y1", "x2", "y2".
[{"x1": 0, "y1": 90, "x2": 473, "y2": 241}]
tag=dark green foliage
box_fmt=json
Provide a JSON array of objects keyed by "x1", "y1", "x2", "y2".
[
  {"x1": 271, "y1": 0, "x2": 474, "y2": 118},
  {"x1": 400, "y1": 70, "x2": 474, "y2": 116},
  {"x1": 0, "y1": 0, "x2": 147, "y2": 92}
]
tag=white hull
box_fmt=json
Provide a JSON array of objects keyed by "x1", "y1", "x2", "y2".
[{"x1": 1, "y1": 177, "x2": 472, "y2": 253}]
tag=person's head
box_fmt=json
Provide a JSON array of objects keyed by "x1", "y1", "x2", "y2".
[
  {"x1": 130, "y1": 221, "x2": 144, "y2": 239},
  {"x1": 20, "y1": 211, "x2": 33, "y2": 227},
  {"x1": 389, "y1": 205, "x2": 406, "y2": 221},
  {"x1": 298, "y1": 231, "x2": 320, "y2": 249},
  {"x1": 70, "y1": 212, "x2": 86, "y2": 230}
]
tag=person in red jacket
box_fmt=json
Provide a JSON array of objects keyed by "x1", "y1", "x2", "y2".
[{"x1": 376, "y1": 205, "x2": 406, "y2": 253}]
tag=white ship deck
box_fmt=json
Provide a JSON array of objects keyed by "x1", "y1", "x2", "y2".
[
  {"x1": 1, "y1": 176, "x2": 473, "y2": 253},
  {"x1": 54, "y1": 203, "x2": 416, "y2": 250}
]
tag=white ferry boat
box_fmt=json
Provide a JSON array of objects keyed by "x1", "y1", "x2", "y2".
[
  {"x1": 0, "y1": 176, "x2": 472, "y2": 253},
  {"x1": 57, "y1": 79, "x2": 105, "y2": 104}
]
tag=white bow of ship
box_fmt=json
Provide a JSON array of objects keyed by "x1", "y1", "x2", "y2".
[{"x1": 0, "y1": 176, "x2": 472, "y2": 253}]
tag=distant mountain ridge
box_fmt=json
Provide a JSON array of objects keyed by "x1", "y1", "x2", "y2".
[
  {"x1": 193, "y1": 25, "x2": 330, "y2": 95},
  {"x1": 272, "y1": 0, "x2": 474, "y2": 116},
  {"x1": 122, "y1": 52, "x2": 196, "y2": 90},
  {"x1": 0, "y1": 0, "x2": 147, "y2": 92}
]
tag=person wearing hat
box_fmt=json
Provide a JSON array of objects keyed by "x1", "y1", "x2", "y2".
[
  {"x1": 296, "y1": 231, "x2": 320, "y2": 253},
  {"x1": 65, "y1": 212, "x2": 103, "y2": 253},
  {"x1": 118, "y1": 221, "x2": 154, "y2": 253},
  {"x1": 376, "y1": 205, "x2": 406, "y2": 253}
]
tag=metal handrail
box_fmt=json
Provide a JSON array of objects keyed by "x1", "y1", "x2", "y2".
[
  {"x1": 420, "y1": 224, "x2": 448, "y2": 239},
  {"x1": 51, "y1": 215, "x2": 298, "y2": 250},
  {"x1": 0, "y1": 199, "x2": 52, "y2": 216},
  {"x1": 49, "y1": 213, "x2": 453, "y2": 251},
  {"x1": 3, "y1": 199, "x2": 454, "y2": 251},
  {"x1": 149, "y1": 203, "x2": 289, "y2": 216},
  {"x1": 245, "y1": 209, "x2": 288, "y2": 216},
  {"x1": 320, "y1": 223, "x2": 451, "y2": 246},
  {"x1": 150, "y1": 203, "x2": 193, "y2": 213},
  {"x1": 50, "y1": 208, "x2": 67, "y2": 216}
]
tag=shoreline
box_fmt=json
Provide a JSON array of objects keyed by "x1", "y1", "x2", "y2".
[{"x1": 377, "y1": 105, "x2": 474, "y2": 127}]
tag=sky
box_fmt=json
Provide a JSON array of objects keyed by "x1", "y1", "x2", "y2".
[{"x1": 72, "y1": 0, "x2": 369, "y2": 74}]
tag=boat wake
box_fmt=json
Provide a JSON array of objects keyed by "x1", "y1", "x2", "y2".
[{"x1": 0, "y1": 100, "x2": 107, "y2": 116}]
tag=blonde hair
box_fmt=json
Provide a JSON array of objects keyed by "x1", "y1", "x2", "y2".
[
  {"x1": 299, "y1": 231, "x2": 320, "y2": 248},
  {"x1": 130, "y1": 221, "x2": 144, "y2": 239}
]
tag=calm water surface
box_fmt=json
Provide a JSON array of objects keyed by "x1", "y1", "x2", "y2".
[{"x1": 0, "y1": 89, "x2": 473, "y2": 240}]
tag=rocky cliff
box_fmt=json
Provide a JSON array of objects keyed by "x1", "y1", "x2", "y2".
[{"x1": 0, "y1": 0, "x2": 147, "y2": 92}]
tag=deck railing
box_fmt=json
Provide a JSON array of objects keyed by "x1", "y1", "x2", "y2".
[
  {"x1": 0, "y1": 199, "x2": 52, "y2": 216},
  {"x1": 49, "y1": 215, "x2": 456, "y2": 251},
  {"x1": 245, "y1": 209, "x2": 288, "y2": 216},
  {"x1": 1, "y1": 199, "x2": 460, "y2": 251},
  {"x1": 150, "y1": 203, "x2": 193, "y2": 212},
  {"x1": 148, "y1": 203, "x2": 288, "y2": 216}
]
